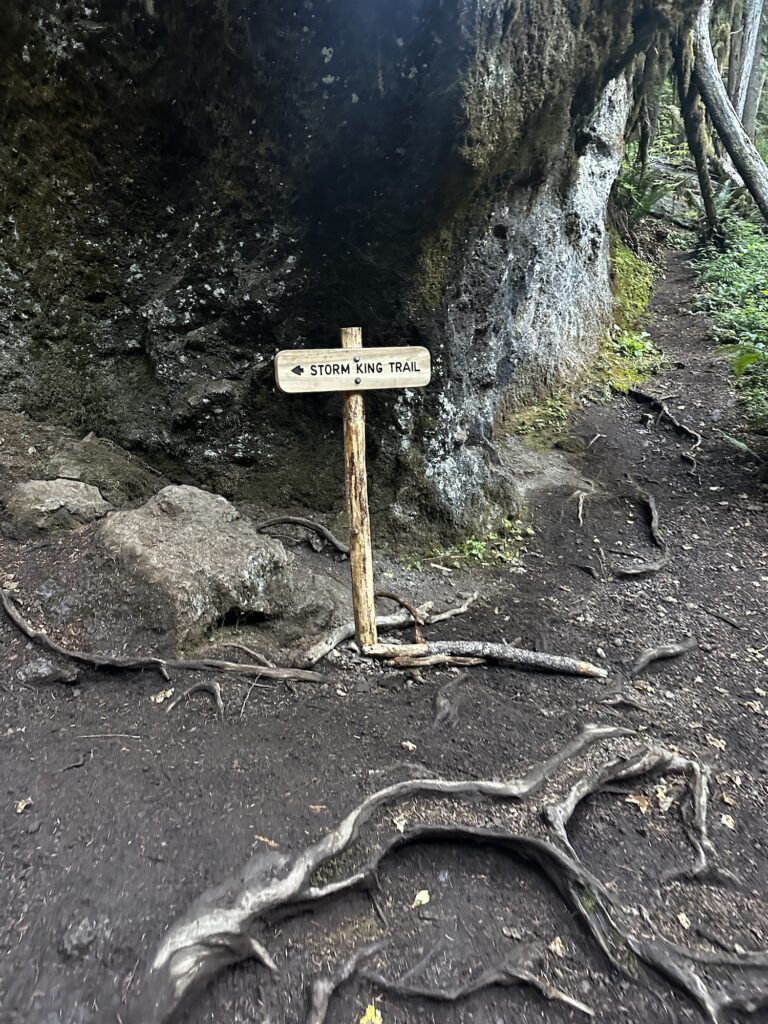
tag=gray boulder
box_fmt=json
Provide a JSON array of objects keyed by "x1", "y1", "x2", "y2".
[
  {"x1": 98, "y1": 485, "x2": 346, "y2": 649},
  {"x1": 5, "y1": 478, "x2": 112, "y2": 532}
]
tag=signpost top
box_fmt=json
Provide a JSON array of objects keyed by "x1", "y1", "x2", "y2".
[{"x1": 274, "y1": 344, "x2": 431, "y2": 394}]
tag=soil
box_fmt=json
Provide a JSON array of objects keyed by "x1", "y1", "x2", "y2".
[{"x1": 1, "y1": 252, "x2": 767, "y2": 1024}]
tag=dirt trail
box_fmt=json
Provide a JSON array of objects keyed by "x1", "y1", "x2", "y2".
[{"x1": 1, "y1": 252, "x2": 767, "y2": 1024}]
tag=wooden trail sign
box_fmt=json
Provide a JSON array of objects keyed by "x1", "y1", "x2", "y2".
[
  {"x1": 274, "y1": 345, "x2": 430, "y2": 393},
  {"x1": 275, "y1": 329, "x2": 431, "y2": 649}
]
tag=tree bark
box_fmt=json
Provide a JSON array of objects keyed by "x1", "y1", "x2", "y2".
[
  {"x1": 727, "y1": 0, "x2": 745, "y2": 105},
  {"x1": 742, "y1": 4, "x2": 766, "y2": 136},
  {"x1": 735, "y1": 0, "x2": 765, "y2": 116},
  {"x1": 674, "y1": 29, "x2": 721, "y2": 236},
  {"x1": 694, "y1": 0, "x2": 768, "y2": 224}
]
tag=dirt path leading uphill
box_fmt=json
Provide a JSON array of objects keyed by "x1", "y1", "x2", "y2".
[{"x1": 1, "y1": 252, "x2": 767, "y2": 1024}]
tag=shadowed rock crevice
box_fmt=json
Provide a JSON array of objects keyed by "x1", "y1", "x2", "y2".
[{"x1": 0, "y1": 0, "x2": 698, "y2": 531}]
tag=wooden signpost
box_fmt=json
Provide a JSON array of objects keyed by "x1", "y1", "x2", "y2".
[{"x1": 275, "y1": 329, "x2": 431, "y2": 650}]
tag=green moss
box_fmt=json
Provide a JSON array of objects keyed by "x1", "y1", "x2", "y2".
[
  {"x1": 502, "y1": 390, "x2": 579, "y2": 452},
  {"x1": 610, "y1": 233, "x2": 654, "y2": 333}
]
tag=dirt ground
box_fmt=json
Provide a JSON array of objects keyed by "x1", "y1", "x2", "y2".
[{"x1": 1, "y1": 252, "x2": 767, "y2": 1024}]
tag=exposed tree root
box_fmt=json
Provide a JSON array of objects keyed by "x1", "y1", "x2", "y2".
[
  {"x1": 254, "y1": 516, "x2": 350, "y2": 556},
  {"x1": 307, "y1": 941, "x2": 386, "y2": 1024},
  {"x1": 630, "y1": 637, "x2": 698, "y2": 677},
  {"x1": 166, "y1": 679, "x2": 225, "y2": 719},
  {"x1": 611, "y1": 483, "x2": 670, "y2": 577},
  {"x1": 301, "y1": 592, "x2": 478, "y2": 666},
  {"x1": 128, "y1": 724, "x2": 626, "y2": 1022},
  {"x1": 629, "y1": 388, "x2": 703, "y2": 469},
  {"x1": 129, "y1": 722, "x2": 768, "y2": 1024},
  {"x1": 359, "y1": 945, "x2": 594, "y2": 1016},
  {"x1": 0, "y1": 588, "x2": 326, "y2": 685}
]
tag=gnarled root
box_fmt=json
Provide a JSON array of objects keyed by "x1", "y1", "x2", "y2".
[{"x1": 128, "y1": 723, "x2": 766, "y2": 1024}]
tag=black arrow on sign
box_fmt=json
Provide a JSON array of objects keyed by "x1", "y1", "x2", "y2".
[{"x1": 291, "y1": 365, "x2": 305, "y2": 376}]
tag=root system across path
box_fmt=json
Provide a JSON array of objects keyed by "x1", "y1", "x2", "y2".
[{"x1": 1, "y1": 252, "x2": 767, "y2": 1024}]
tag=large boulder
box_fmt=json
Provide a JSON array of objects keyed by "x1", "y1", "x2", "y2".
[{"x1": 97, "y1": 485, "x2": 346, "y2": 648}]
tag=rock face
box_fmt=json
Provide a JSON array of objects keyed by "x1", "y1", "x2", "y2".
[
  {"x1": 5, "y1": 478, "x2": 112, "y2": 532},
  {"x1": 98, "y1": 485, "x2": 345, "y2": 647},
  {"x1": 0, "y1": 1, "x2": 697, "y2": 532}
]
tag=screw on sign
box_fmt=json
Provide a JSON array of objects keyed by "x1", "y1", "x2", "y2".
[{"x1": 274, "y1": 329, "x2": 431, "y2": 647}]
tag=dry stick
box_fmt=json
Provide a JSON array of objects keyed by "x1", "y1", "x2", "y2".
[
  {"x1": 302, "y1": 592, "x2": 478, "y2": 666},
  {"x1": 218, "y1": 642, "x2": 274, "y2": 668},
  {"x1": 368, "y1": 640, "x2": 608, "y2": 680},
  {"x1": 630, "y1": 637, "x2": 698, "y2": 678},
  {"x1": 0, "y1": 588, "x2": 326, "y2": 685},
  {"x1": 130, "y1": 724, "x2": 628, "y2": 1024},
  {"x1": 629, "y1": 388, "x2": 703, "y2": 467},
  {"x1": 392, "y1": 654, "x2": 485, "y2": 668},
  {"x1": 254, "y1": 516, "x2": 350, "y2": 556},
  {"x1": 698, "y1": 606, "x2": 744, "y2": 630},
  {"x1": 307, "y1": 941, "x2": 386, "y2": 1024},
  {"x1": 375, "y1": 590, "x2": 425, "y2": 643}
]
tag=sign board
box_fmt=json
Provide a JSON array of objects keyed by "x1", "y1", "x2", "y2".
[{"x1": 274, "y1": 345, "x2": 431, "y2": 394}]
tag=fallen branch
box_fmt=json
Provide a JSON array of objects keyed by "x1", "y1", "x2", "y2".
[
  {"x1": 0, "y1": 588, "x2": 326, "y2": 685},
  {"x1": 375, "y1": 589, "x2": 425, "y2": 643},
  {"x1": 301, "y1": 592, "x2": 478, "y2": 666},
  {"x1": 254, "y1": 516, "x2": 349, "y2": 555},
  {"x1": 630, "y1": 637, "x2": 698, "y2": 678},
  {"x1": 366, "y1": 640, "x2": 608, "y2": 679}
]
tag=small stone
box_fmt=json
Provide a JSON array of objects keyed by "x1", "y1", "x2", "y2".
[
  {"x1": 15, "y1": 656, "x2": 78, "y2": 686},
  {"x1": 5, "y1": 479, "x2": 112, "y2": 533}
]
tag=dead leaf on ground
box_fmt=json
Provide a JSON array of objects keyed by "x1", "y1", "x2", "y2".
[
  {"x1": 721, "y1": 813, "x2": 736, "y2": 831},
  {"x1": 655, "y1": 782, "x2": 675, "y2": 813},
  {"x1": 411, "y1": 889, "x2": 430, "y2": 909},
  {"x1": 15, "y1": 797, "x2": 32, "y2": 814},
  {"x1": 392, "y1": 812, "x2": 408, "y2": 834},
  {"x1": 678, "y1": 911, "x2": 692, "y2": 930},
  {"x1": 549, "y1": 936, "x2": 566, "y2": 958},
  {"x1": 150, "y1": 688, "x2": 174, "y2": 704},
  {"x1": 625, "y1": 794, "x2": 650, "y2": 815}
]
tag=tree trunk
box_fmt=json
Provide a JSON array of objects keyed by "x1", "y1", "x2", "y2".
[
  {"x1": 727, "y1": 0, "x2": 745, "y2": 105},
  {"x1": 674, "y1": 29, "x2": 721, "y2": 235},
  {"x1": 735, "y1": 0, "x2": 765, "y2": 116},
  {"x1": 742, "y1": 4, "x2": 766, "y2": 136},
  {"x1": 693, "y1": 0, "x2": 768, "y2": 223}
]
